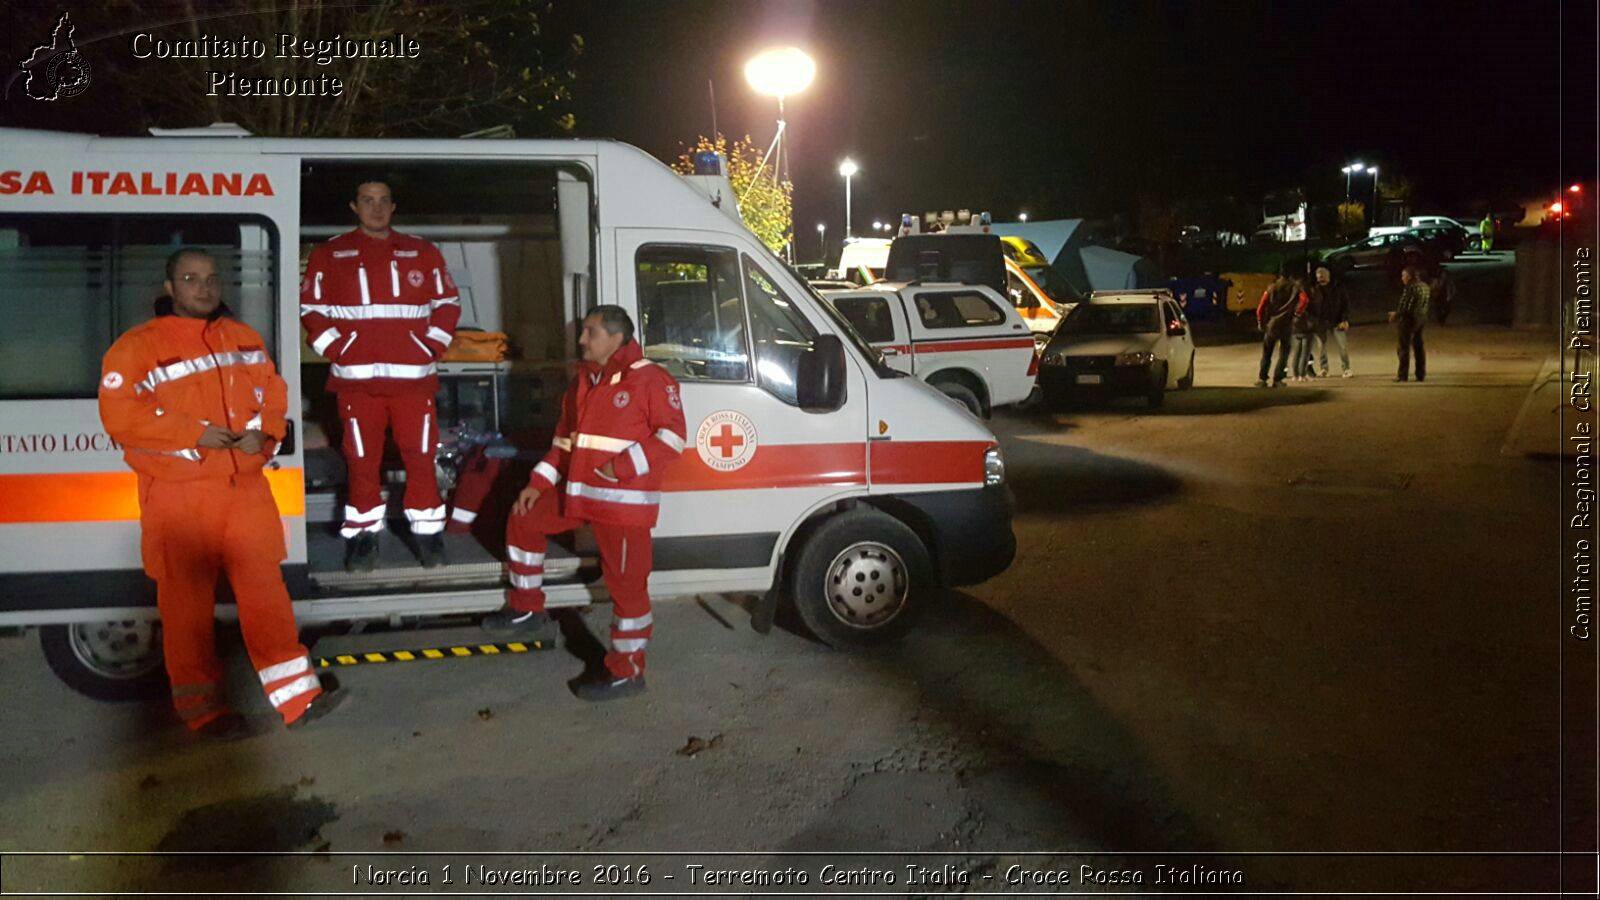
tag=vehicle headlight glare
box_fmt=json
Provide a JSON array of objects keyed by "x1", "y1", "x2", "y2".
[
  {"x1": 984, "y1": 447, "x2": 1005, "y2": 486},
  {"x1": 1114, "y1": 351, "x2": 1154, "y2": 367}
]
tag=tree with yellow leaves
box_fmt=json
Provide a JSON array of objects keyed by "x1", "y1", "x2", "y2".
[{"x1": 674, "y1": 135, "x2": 793, "y2": 254}]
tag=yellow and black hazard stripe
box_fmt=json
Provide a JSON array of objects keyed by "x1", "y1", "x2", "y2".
[{"x1": 316, "y1": 639, "x2": 554, "y2": 669}]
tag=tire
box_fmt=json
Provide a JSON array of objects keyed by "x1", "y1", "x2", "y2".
[
  {"x1": 1177, "y1": 352, "x2": 1195, "y2": 389},
  {"x1": 786, "y1": 509, "x2": 934, "y2": 649},
  {"x1": 933, "y1": 381, "x2": 984, "y2": 418},
  {"x1": 1146, "y1": 363, "x2": 1168, "y2": 408},
  {"x1": 41, "y1": 621, "x2": 168, "y2": 703}
]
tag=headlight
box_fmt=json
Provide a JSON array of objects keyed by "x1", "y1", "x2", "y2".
[
  {"x1": 1114, "y1": 351, "x2": 1154, "y2": 367},
  {"x1": 984, "y1": 446, "x2": 1005, "y2": 486},
  {"x1": 1040, "y1": 351, "x2": 1068, "y2": 366}
]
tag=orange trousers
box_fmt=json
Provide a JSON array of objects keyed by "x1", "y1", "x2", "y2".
[{"x1": 139, "y1": 473, "x2": 320, "y2": 728}]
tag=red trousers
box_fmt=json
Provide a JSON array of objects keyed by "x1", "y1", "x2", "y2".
[
  {"x1": 338, "y1": 391, "x2": 443, "y2": 538},
  {"x1": 506, "y1": 489, "x2": 653, "y2": 678},
  {"x1": 446, "y1": 446, "x2": 504, "y2": 533},
  {"x1": 139, "y1": 474, "x2": 321, "y2": 728}
]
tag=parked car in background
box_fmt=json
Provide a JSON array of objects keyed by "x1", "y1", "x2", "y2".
[
  {"x1": 1036, "y1": 290, "x2": 1196, "y2": 408},
  {"x1": 1404, "y1": 223, "x2": 1469, "y2": 259},
  {"x1": 820, "y1": 282, "x2": 1038, "y2": 418},
  {"x1": 1370, "y1": 215, "x2": 1476, "y2": 239},
  {"x1": 1320, "y1": 231, "x2": 1436, "y2": 273}
]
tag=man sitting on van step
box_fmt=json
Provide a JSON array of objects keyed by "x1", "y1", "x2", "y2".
[
  {"x1": 482, "y1": 306, "x2": 687, "y2": 702},
  {"x1": 99, "y1": 248, "x2": 343, "y2": 738},
  {"x1": 300, "y1": 178, "x2": 460, "y2": 572}
]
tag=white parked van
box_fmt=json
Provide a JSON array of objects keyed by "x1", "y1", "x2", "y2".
[
  {"x1": 0, "y1": 127, "x2": 1015, "y2": 698},
  {"x1": 820, "y1": 283, "x2": 1038, "y2": 418}
]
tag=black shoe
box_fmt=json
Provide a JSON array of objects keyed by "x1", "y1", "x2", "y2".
[
  {"x1": 345, "y1": 533, "x2": 379, "y2": 573},
  {"x1": 1394, "y1": 376, "x2": 1408, "y2": 382},
  {"x1": 287, "y1": 681, "x2": 346, "y2": 730},
  {"x1": 480, "y1": 607, "x2": 557, "y2": 641},
  {"x1": 417, "y1": 534, "x2": 445, "y2": 569},
  {"x1": 569, "y1": 672, "x2": 647, "y2": 703},
  {"x1": 196, "y1": 711, "x2": 251, "y2": 742}
]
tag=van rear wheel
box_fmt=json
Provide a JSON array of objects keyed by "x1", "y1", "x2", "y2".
[
  {"x1": 41, "y1": 621, "x2": 167, "y2": 703},
  {"x1": 787, "y1": 509, "x2": 933, "y2": 648}
]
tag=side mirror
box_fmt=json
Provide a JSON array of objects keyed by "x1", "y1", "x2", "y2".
[
  {"x1": 1166, "y1": 321, "x2": 1186, "y2": 337},
  {"x1": 797, "y1": 334, "x2": 848, "y2": 412}
]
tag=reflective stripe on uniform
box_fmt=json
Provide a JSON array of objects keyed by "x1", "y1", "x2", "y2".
[
  {"x1": 244, "y1": 413, "x2": 263, "y2": 431},
  {"x1": 434, "y1": 267, "x2": 444, "y2": 294},
  {"x1": 258, "y1": 655, "x2": 310, "y2": 685},
  {"x1": 509, "y1": 571, "x2": 543, "y2": 589},
  {"x1": 405, "y1": 504, "x2": 446, "y2": 535},
  {"x1": 612, "y1": 637, "x2": 648, "y2": 653},
  {"x1": 614, "y1": 612, "x2": 652, "y2": 631},
  {"x1": 426, "y1": 326, "x2": 452, "y2": 346},
  {"x1": 450, "y1": 506, "x2": 477, "y2": 524},
  {"x1": 357, "y1": 266, "x2": 371, "y2": 305},
  {"x1": 626, "y1": 442, "x2": 649, "y2": 477},
  {"x1": 330, "y1": 362, "x2": 437, "y2": 381},
  {"x1": 267, "y1": 674, "x2": 321, "y2": 709},
  {"x1": 565, "y1": 481, "x2": 660, "y2": 505},
  {"x1": 135, "y1": 350, "x2": 268, "y2": 394},
  {"x1": 432, "y1": 296, "x2": 460, "y2": 308},
  {"x1": 654, "y1": 428, "x2": 686, "y2": 453},
  {"x1": 419, "y1": 413, "x2": 431, "y2": 453},
  {"x1": 507, "y1": 546, "x2": 545, "y2": 566},
  {"x1": 533, "y1": 460, "x2": 561, "y2": 486},
  {"x1": 551, "y1": 436, "x2": 573, "y2": 452},
  {"x1": 313, "y1": 271, "x2": 323, "y2": 300},
  {"x1": 347, "y1": 418, "x2": 365, "y2": 458},
  {"x1": 390, "y1": 260, "x2": 400, "y2": 297},
  {"x1": 575, "y1": 433, "x2": 633, "y2": 453},
  {"x1": 310, "y1": 327, "x2": 341, "y2": 355},
  {"x1": 300, "y1": 304, "x2": 431, "y2": 320},
  {"x1": 344, "y1": 504, "x2": 384, "y2": 524}
]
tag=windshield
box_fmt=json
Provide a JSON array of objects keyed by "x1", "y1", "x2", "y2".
[
  {"x1": 1022, "y1": 264, "x2": 1081, "y2": 302},
  {"x1": 776, "y1": 257, "x2": 904, "y2": 379},
  {"x1": 1061, "y1": 302, "x2": 1160, "y2": 335}
]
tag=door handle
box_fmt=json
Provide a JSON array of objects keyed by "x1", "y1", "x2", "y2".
[{"x1": 880, "y1": 347, "x2": 900, "y2": 356}]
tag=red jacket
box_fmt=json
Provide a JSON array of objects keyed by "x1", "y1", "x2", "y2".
[
  {"x1": 99, "y1": 309, "x2": 288, "y2": 482},
  {"x1": 299, "y1": 229, "x2": 460, "y2": 395},
  {"x1": 528, "y1": 340, "x2": 687, "y2": 528}
]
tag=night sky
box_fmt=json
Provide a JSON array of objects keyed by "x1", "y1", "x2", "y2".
[{"x1": 556, "y1": 0, "x2": 1593, "y2": 249}]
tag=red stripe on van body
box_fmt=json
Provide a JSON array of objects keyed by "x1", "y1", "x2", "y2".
[
  {"x1": 659, "y1": 443, "x2": 867, "y2": 491},
  {"x1": 914, "y1": 337, "x2": 1036, "y2": 354},
  {"x1": 870, "y1": 440, "x2": 991, "y2": 485}
]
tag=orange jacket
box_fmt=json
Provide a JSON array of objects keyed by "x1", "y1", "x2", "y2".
[{"x1": 98, "y1": 308, "x2": 288, "y2": 481}]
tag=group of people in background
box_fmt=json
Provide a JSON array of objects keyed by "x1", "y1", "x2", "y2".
[{"x1": 1255, "y1": 255, "x2": 1452, "y2": 387}]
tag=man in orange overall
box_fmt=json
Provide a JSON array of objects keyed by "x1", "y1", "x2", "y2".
[
  {"x1": 99, "y1": 248, "x2": 342, "y2": 737},
  {"x1": 482, "y1": 306, "x2": 686, "y2": 701}
]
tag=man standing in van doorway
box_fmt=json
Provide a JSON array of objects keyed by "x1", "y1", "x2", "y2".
[
  {"x1": 482, "y1": 305, "x2": 687, "y2": 702},
  {"x1": 300, "y1": 179, "x2": 461, "y2": 571},
  {"x1": 99, "y1": 248, "x2": 343, "y2": 737}
]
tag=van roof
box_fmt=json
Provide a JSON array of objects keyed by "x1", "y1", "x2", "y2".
[{"x1": 1085, "y1": 288, "x2": 1176, "y2": 304}]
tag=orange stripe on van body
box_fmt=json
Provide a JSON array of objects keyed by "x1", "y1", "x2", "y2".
[{"x1": 0, "y1": 469, "x2": 305, "y2": 523}]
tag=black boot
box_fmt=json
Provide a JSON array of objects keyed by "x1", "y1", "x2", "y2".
[
  {"x1": 480, "y1": 607, "x2": 558, "y2": 641},
  {"x1": 287, "y1": 679, "x2": 347, "y2": 730},
  {"x1": 416, "y1": 533, "x2": 445, "y2": 568},
  {"x1": 569, "y1": 672, "x2": 647, "y2": 702},
  {"x1": 344, "y1": 533, "x2": 379, "y2": 573}
]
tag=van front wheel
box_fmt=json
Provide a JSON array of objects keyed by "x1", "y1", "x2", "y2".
[
  {"x1": 41, "y1": 621, "x2": 167, "y2": 703},
  {"x1": 787, "y1": 509, "x2": 933, "y2": 648}
]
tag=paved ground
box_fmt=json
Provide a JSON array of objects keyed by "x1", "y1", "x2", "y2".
[{"x1": 0, "y1": 310, "x2": 1566, "y2": 893}]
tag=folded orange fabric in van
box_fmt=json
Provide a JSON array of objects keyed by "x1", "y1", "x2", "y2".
[{"x1": 443, "y1": 330, "x2": 508, "y2": 362}]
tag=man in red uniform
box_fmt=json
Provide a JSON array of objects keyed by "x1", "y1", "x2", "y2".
[
  {"x1": 482, "y1": 305, "x2": 686, "y2": 702},
  {"x1": 300, "y1": 179, "x2": 461, "y2": 571},
  {"x1": 100, "y1": 248, "x2": 342, "y2": 737}
]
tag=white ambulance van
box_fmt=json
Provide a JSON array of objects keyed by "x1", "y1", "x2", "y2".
[{"x1": 0, "y1": 128, "x2": 1015, "y2": 699}]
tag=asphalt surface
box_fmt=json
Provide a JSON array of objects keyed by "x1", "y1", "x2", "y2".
[{"x1": 0, "y1": 259, "x2": 1568, "y2": 893}]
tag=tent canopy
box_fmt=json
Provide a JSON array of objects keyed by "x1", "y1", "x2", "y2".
[{"x1": 992, "y1": 218, "x2": 1161, "y2": 294}]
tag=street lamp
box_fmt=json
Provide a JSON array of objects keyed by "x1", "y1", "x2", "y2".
[
  {"x1": 1341, "y1": 162, "x2": 1366, "y2": 201},
  {"x1": 816, "y1": 221, "x2": 826, "y2": 261},
  {"x1": 745, "y1": 47, "x2": 817, "y2": 261},
  {"x1": 1367, "y1": 167, "x2": 1379, "y2": 224},
  {"x1": 1019, "y1": 212, "x2": 1029, "y2": 223},
  {"x1": 838, "y1": 158, "x2": 858, "y2": 238}
]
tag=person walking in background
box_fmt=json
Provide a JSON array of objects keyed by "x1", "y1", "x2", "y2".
[
  {"x1": 1479, "y1": 211, "x2": 1495, "y2": 253},
  {"x1": 1428, "y1": 261, "x2": 1453, "y2": 325},
  {"x1": 1255, "y1": 269, "x2": 1307, "y2": 387},
  {"x1": 1389, "y1": 265, "x2": 1431, "y2": 382},
  {"x1": 1309, "y1": 264, "x2": 1352, "y2": 377}
]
